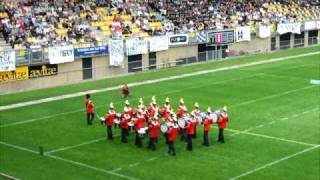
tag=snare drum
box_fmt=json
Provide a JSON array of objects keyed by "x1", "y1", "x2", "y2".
[{"x1": 160, "y1": 124, "x2": 168, "y2": 133}]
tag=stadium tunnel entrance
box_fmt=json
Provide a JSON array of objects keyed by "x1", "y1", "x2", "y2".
[
  {"x1": 82, "y1": 58, "x2": 92, "y2": 80},
  {"x1": 128, "y1": 54, "x2": 142, "y2": 73}
]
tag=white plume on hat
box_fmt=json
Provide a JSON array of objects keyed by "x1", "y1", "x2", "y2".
[
  {"x1": 194, "y1": 102, "x2": 199, "y2": 108},
  {"x1": 110, "y1": 102, "x2": 114, "y2": 109},
  {"x1": 180, "y1": 98, "x2": 184, "y2": 104},
  {"x1": 125, "y1": 100, "x2": 130, "y2": 105},
  {"x1": 223, "y1": 106, "x2": 228, "y2": 112},
  {"x1": 165, "y1": 97, "x2": 170, "y2": 103}
]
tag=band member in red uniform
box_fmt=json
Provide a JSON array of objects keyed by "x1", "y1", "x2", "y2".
[
  {"x1": 167, "y1": 122, "x2": 179, "y2": 156},
  {"x1": 135, "y1": 110, "x2": 146, "y2": 147},
  {"x1": 105, "y1": 103, "x2": 116, "y2": 140},
  {"x1": 120, "y1": 114, "x2": 130, "y2": 143},
  {"x1": 121, "y1": 84, "x2": 130, "y2": 98},
  {"x1": 203, "y1": 107, "x2": 213, "y2": 146},
  {"x1": 191, "y1": 102, "x2": 201, "y2": 138},
  {"x1": 162, "y1": 97, "x2": 172, "y2": 117},
  {"x1": 177, "y1": 98, "x2": 187, "y2": 118},
  {"x1": 186, "y1": 114, "x2": 196, "y2": 151},
  {"x1": 124, "y1": 100, "x2": 133, "y2": 116},
  {"x1": 85, "y1": 94, "x2": 95, "y2": 125},
  {"x1": 217, "y1": 106, "x2": 229, "y2": 143},
  {"x1": 148, "y1": 116, "x2": 160, "y2": 150},
  {"x1": 147, "y1": 96, "x2": 158, "y2": 118}
]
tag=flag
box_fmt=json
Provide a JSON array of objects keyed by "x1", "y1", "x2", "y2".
[{"x1": 197, "y1": 31, "x2": 207, "y2": 43}]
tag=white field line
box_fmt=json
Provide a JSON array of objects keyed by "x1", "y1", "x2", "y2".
[
  {"x1": 0, "y1": 172, "x2": 21, "y2": 180},
  {"x1": 0, "y1": 74, "x2": 262, "y2": 128},
  {"x1": 111, "y1": 168, "x2": 122, "y2": 172},
  {"x1": 1, "y1": 51, "x2": 319, "y2": 111},
  {"x1": 46, "y1": 134, "x2": 121, "y2": 154},
  {"x1": 230, "y1": 85, "x2": 315, "y2": 108},
  {"x1": 229, "y1": 145, "x2": 320, "y2": 180},
  {"x1": 224, "y1": 128, "x2": 318, "y2": 147},
  {"x1": 128, "y1": 163, "x2": 140, "y2": 167},
  {"x1": 229, "y1": 107, "x2": 319, "y2": 137},
  {"x1": 0, "y1": 141, "x2": 137, "y2": 180}
]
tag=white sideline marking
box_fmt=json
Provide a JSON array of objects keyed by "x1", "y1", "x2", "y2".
[
  {"x1": 0, "y1": 74, "x2": 262, "y2": 128},
  {"x1": 230, "y1": 85, "x2": 315, "y2": 108},
  {"x1": 280, "y1": 117, "x2": 288, "y2": 121},
  {"x1": 229, "y1": 145, "x2": 320, "y2": 180},
  {"x1": 256, "y1": 125, "x2": 264, "y2": 128},
  {"x1": 111, "y1": 168, "x2": 122, "y2": 172},
  {"x1": 224, "y1": 128, "x2": 318, "y2": 147},
  {"x1": 128, "y1": 163, "x2": 140, "y2": 167},
  {"x1": 0, "y1": 141, "x2": 137, "y2": 180},
  {"x1": 46, "y1": 137, "x2": 106, "y2": 154},
  {"x1": 147, "y1": 157, "x2": 157, "y2": 161},
  {"x1": 0, "y1": 172, "x2": 21, "y2": 180},
  {"x1": 1, "y1": 51, "x2": 319, "y2": 111},
  {"x1": 292, "y1": 114, "x2": 299, "y2": 118},
  {"x1": 269, "y1": 121, "x2": 275, "y2": 125},
  {"x1": 46, "y1": 134, "x2": 121, "y2": 154}
]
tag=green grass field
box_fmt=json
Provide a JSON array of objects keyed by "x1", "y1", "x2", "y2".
[{"x1": 0, "y1": 46, "x2": 319, "y2": 180}]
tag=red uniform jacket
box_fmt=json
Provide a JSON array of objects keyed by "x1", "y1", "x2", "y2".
[
  {"x1": 218, "y1": 113, "x2": 229, "y2": 129},
  {"x1": 86, "y1": 100, "x2": 94, "y2": 113},
  {"x1": 186, "y1": 120, "x2": 196, "y2": 135},
  {"x1": 167, "y1": 127, "x2": 179, "y2": 142},
  {"x1": 120, "y1": 118, "x2": 129, "y2": 129},
  {"x1": 105, "y1": 111, "x2": 116, "y2": 126},
  {"x1": 177, "y1": 105, "x2": 187, "y2": 118},
  {"x1": 135, "y1": 116, "x2": 145, "y2": 131},
  {"x1": 124, "y1": 107, "x2": 133, "y2": 116},
  {"x1": 203, "y1": 116, "x2": 213, "y2": 132},
  {"x1": 147, "y1": 106, "x2": 158, "y2": 117},
  {"x1": 149, "y1": 123, "x2": 160, "y2": 138}
]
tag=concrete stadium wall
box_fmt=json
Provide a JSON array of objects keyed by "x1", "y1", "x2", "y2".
[{"x1": 1, "y1": 31, "x2": 319, "y2": 94}]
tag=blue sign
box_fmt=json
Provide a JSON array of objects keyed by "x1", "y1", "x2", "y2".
[{"x1": 74, "y1": 46, "x2": 108, "y2": 57}]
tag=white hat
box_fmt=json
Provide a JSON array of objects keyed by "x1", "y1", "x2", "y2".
[
  {"x1": 110, "y1": 102, "x2": 114, "y2": 109},
  {"x1": 223, "y1": 106, "x2": 227, "y2": 112},
  {"x1": 207, "y1": 107, "x2": 211, "y2": 112},
  {"x1": 125, "y1": 100, "x2": 130, "y2": 105},
  {"x1": 151, "y1": 96, "x2": 156, "y2": 102},
  {"x1": 139, "y1": 98, "x2": 143, "y2": 104},
  {"x1": 180, "y1": 98, "x2": 184, "y2": 104},
  {"x1": 194, "y1": 102, "x2": 199, "y2": 108},
  {"x1": 165, "y1": 97, "x2": 170, "y2": 103}
]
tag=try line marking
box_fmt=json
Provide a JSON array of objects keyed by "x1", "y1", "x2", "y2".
[
  {"x1": 1, "y1": 51, "x2": 319, "y2": 111},
  {"x1": 229, "y1": 145, "x2": 320, "y2": 180},
  {"x1": 0, "y1": 141, "x2": 137, "y2": 180}
]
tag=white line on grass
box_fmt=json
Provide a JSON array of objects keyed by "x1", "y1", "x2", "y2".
[
  {"x1": 0, "y1": 141, "x2": 137, "y2": 180},
  {"x1": 1, "y1": 80, "x2": 315, "y2": 129},
  {"x1": 1, "y1": 51, "x2": 319, "y2": 111},
  {"x1": 0, "y1": 172, "x2": 21, "y2": 180},
  {"x1": 224, "y1": 128, "x2": 318, "y2": 147},
  {"x1": 0, "y1": 74, "x2": 261, "y2": 128},
  {"x1": 111, "y1": 168, "x2": 122, "y2": 172},
  {"x1": 256, "y1": 125, "x2": 264, "y2": 128},
  {"x1": 230, "y1": 85, "x2": 315, "y2": 108},
  {"x1": 229, "y1": 145, "x2": 320, "y2": 180},
  {"x1": 46, "y1": 134, "x2": 121, "y2": 154},
  {"x1": 147, "y1": 157, "x2": 157, "y2": 161},
  {"x1": 269, "y1": 121, "x2": 275, "y2": 124},
  {"x1": 128, "y1": 163, "x2": 140, "y2": 167}
]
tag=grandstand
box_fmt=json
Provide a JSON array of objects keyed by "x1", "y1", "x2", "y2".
[{"x1": 0, "y1": 0, "x2": 320, "y2": 180}]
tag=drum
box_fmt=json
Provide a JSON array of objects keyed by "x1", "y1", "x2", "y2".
[
  {"x1": 178, "y1": 118, "x2": 186, "y2": 128},
  {"x1": 114, "y1": 119, "x2": 120, "y2": 124},
  {"x1": 160, "y1": 124, "x2": 168, "y2": 133},
  {"x1": 138, "y1": 127, "x2": 148, "y2": 138},
  {"x1": 210, "y1": 110, "x2": 221, "y2": 123},
  {"x1": 200, "y1": 112, "x2": 206, "y2": 120},
  {"x1": 128, "y1": 122, "x2": 134, "y2": 126}
]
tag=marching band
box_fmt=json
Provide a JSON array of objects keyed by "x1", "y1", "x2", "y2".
[{"x1": 85, "y1": 94, "x2": 229, "y2": 156}]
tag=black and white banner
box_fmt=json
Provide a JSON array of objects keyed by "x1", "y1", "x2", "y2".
[
  {"x1": 0, "y1": 51, "x2": 15, "y2": 72},
  {"x1": 109, "y1": 39, "x2": 124, "y2": 67},
  {"x1": 168, "y1": 34, "x2": 189, "y2": 46},
  {"x1": 149, "y1": 36, "x2": 169, "y2": 52},
  {"x1": 258, "y1": 26, "x2": 271, "y2": 38},
  {"x1": 235, "y1": 26, "x2": 251, "y2": 42},
  {"x1": 48, "y1": 45, "x2": 74, "y2": 64},
  {"x1": 277, "y1": 23, "x2": 301, "y2": 35},
  {"x1": 126, "y1": 38, "x2": 148, "y2": 56}
]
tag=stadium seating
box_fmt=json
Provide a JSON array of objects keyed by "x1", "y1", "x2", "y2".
[{"x1": 0, "y1": 0, "x2": 319, "y2": 49}]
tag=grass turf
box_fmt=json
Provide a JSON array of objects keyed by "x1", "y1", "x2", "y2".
[{"x1": 0, "y1": 46, "x2": 319, "y2": 180}]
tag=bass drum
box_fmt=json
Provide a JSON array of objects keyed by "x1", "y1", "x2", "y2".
[
  {"x1": 160, "y1": 124, "x2": 168, "y2": 133},
  {"x1": 138, "y1": 127, "x2": 148, "y2": 138}
]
